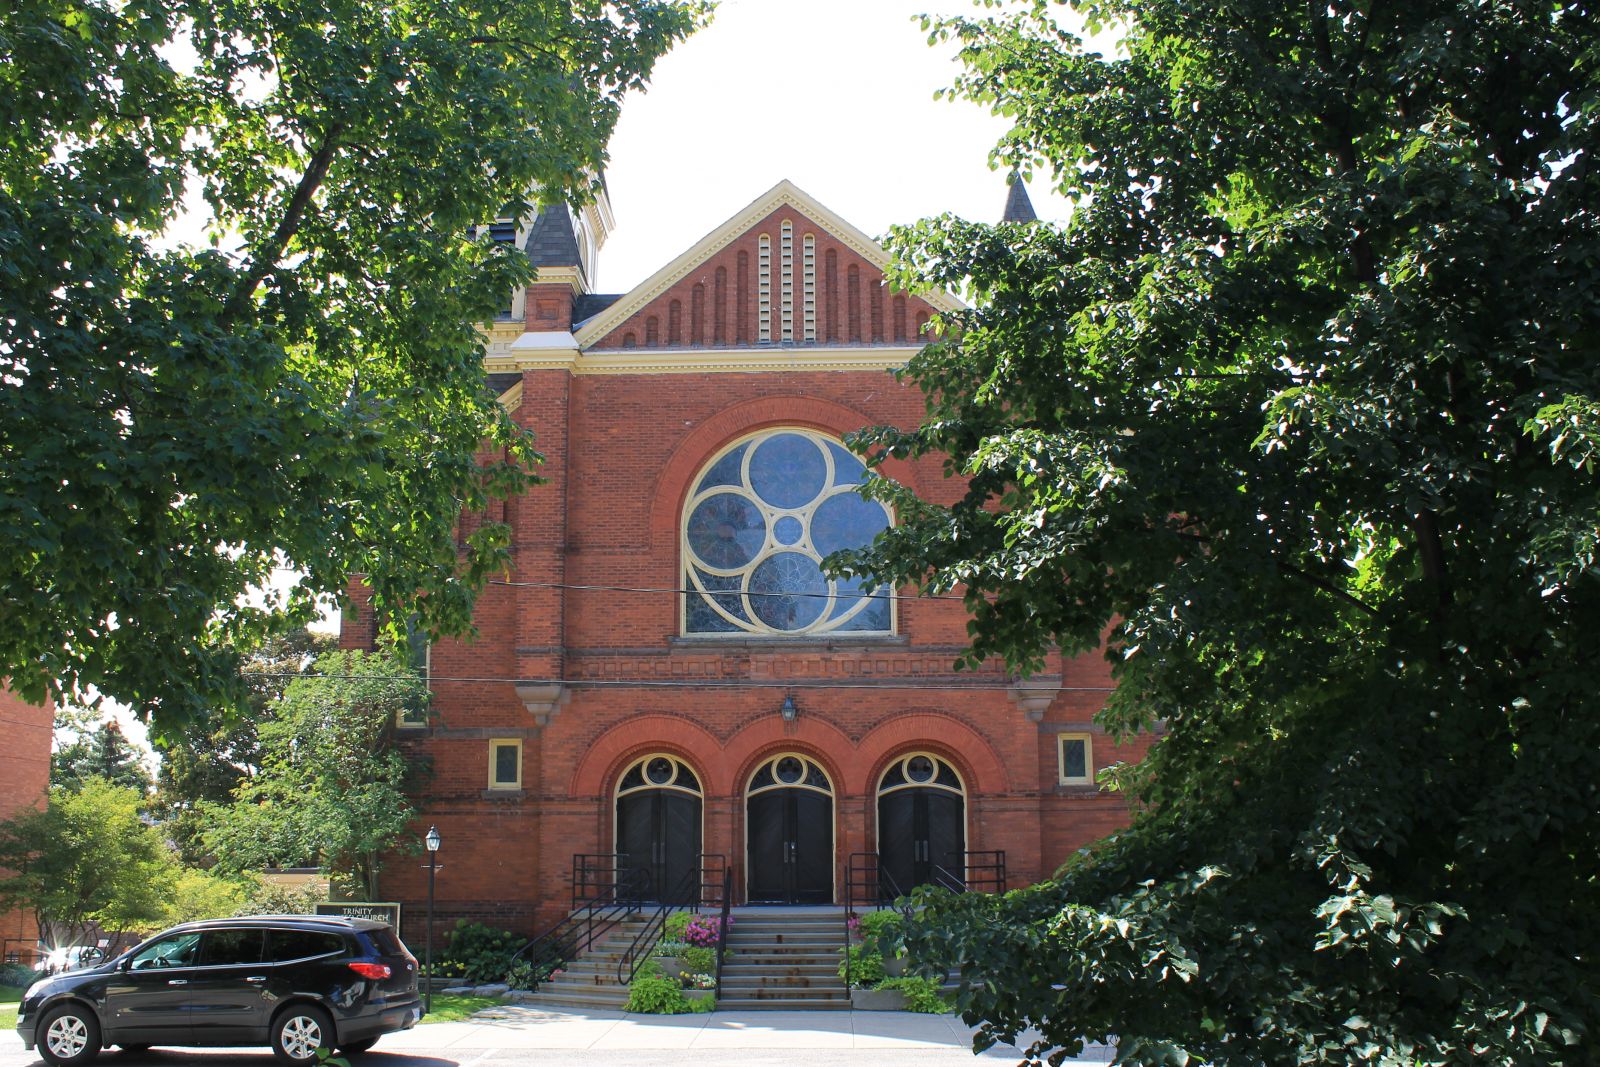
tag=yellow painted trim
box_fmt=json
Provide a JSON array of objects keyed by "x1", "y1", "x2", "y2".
[
  {"x1": 495, "y1": 380, "x2": 523, "y2": 412},
  {"x1": 533, "y1": 265, "x2": 585, "y2": 294},
  {"x1": 1056, "y1": 733, "x2": 1094, "y2": 786},
  {"x1": 488, "y1": 738, "x2": 523, "y2": 790},
  {"x1": 483, "y1": 344, "x2": 918, "y2": 376},
  {"x1": 573, "y1": 179, "x2": 964, "y2": 348}
]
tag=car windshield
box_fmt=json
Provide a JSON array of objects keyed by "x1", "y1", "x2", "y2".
[{"x1": 128, "y1": 932, "x2": 202, "y2": 970}]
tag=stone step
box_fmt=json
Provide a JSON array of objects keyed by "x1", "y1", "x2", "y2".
[
  {"x1": 722, "y1": 962, "x2": 840, "y2": 974},
  {"x1": 519, "y1": 990, "x2": 630, "y2": 1010},
  {"x1": 721, "y1": 977, "x2": 847, "y2": 991},
  {"x1": 717, "y1": 998, "x2": 851, "y2": 1011},
  {"x1": 726, "y1": 931, "x2": 841, "y2": 942},
  {"x1": 723, "y1": 943, "x2": 843, "y2": 957}
]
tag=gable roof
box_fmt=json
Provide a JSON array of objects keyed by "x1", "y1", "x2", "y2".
[{"x1": 573, "y1": 179, "x2": 962, "y2": 348}]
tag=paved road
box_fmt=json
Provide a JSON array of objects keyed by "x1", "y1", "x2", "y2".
[{"x1": 3, "y1": 1006, "x2": 1115, "y2": 1067}]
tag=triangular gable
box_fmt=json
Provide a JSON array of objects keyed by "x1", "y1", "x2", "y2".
[{"x1": 575, "y1": 179, "x2": 961, "y2": 350}]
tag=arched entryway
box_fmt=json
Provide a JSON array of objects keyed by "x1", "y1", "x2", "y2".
[
  {"x1": 746, "y1": 753, "x2": 834, "y2": 904},
  {"x1": 876, "y1": 753, "x2": 965, "y2": 897},
  {"x1": 615, "y1": 754, "x2": 703, "y2": 902}
]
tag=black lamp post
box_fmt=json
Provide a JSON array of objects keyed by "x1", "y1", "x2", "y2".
[{"x1": 424, "y1": 825, "x2": 440, "y2": 1014}]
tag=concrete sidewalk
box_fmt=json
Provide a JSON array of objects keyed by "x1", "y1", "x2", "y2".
[{"x1": 3, "y1": 1005, "x2": 1114, "y2": 1065}]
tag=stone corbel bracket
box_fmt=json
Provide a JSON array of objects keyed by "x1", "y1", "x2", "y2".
[
  {"x1": 1008, "y1": 677, "x2": 1061, "y2": 723},
  {"x1": 515, "y1": 683, "x2": 570, "y2": 728}
]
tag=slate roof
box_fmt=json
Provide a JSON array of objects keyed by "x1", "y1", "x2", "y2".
[
  {"x1": 523, "y1": 202, "x2": 584, "y2": 277},
  {"x1": 572, "y1": 293, "x2": 623, "y2": 327},
  {"x1": 1002, "y1": 173, "x2": 1038, "y2": 223},
  {"x1": 486, "y1": 372, "x2": 523, "y2": 396}
]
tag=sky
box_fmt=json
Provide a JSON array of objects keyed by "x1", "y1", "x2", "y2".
[
  {"x1": 88, "y1": 0, "x2": 1087, "y2": 758},
  {"x1": 591, "y1": 0, "x2": 1076, "y2": 293}
]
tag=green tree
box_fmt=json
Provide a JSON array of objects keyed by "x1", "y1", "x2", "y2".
[
  {"x1": 845, "y1": 2, "x2": 1600, "y2": 1064},
  {"x1": 0, "y1": 779, "x2": 181, "y2": 948},
  {"x1": 52, "y1": 718, "x2": 154, "y2": 795},
  {"x1": 152, "y1": 627, "x2": 335, "y2": 863},
  {"x1": 202, "y1": 648, "x2": 426, "y2": 899},
  {"x1": 0, "y1": 0, "x2": 707, "y2": 741}
]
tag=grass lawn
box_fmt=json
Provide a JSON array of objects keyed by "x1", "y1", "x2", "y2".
[
  {"x1": 420, "y1": 994, "x2": 500, "y2": 1023},
  {"x1": 1, "y1": 984, "x2": 22, "y2": 1020}
]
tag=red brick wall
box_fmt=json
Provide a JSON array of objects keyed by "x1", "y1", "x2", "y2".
[
  {"x1": 0, "y1": 685, "x2": 52, "y2": 961},
  {"x1": 588, "y1": 207, "x2": 941, "y2": 350},
  {"x1": 362, "y1": 362, "x2": 1158, "y2": 944}
]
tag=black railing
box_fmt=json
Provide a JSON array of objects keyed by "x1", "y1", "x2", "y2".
[
  {"x1": 612, "y1": 853, "x2": 728, "y2": 988},
  {"x1": 570, "y1": 853, "x2": 645, "y2": 912},
  {"x1": 842, "y1": 849, "x2": 1009, "y2": 988},
  {"x1": 615, "y1": 865, "x2": 700, "y2": 986},
  {"x1": 952, "y1": 849, "x2": 1008, "y2": 893},
  {"x1": 711, "y1": 867, "x2": 733, "y2": 1001},
  {"x1": 513, "y1": 860, "x2": 651, "y2": 987}
]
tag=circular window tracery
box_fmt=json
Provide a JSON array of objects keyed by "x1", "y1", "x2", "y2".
[
  {"x1": 878, "y1": 753, "x2": 963, "y2": 796},
  {"x1": 618, "y1": 754, "x2": 702, "y2": 796},
  {"x1": 683, "y1": 430, "x2": 893, "y2": 635},
  {"x1": 748, "y1": 753, "x2": 832, "y2": 795}
]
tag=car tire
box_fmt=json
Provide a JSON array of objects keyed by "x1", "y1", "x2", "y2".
[
  {"x1": 270, "y1": 1005, "x2": 335, "y2": 1065},
  {"x1": 38, "y1": 1004, "x2": 103, "y2": 1067},
  {"x1": 339, "y1": 1039, "x2": 379, "y2": 1055}
]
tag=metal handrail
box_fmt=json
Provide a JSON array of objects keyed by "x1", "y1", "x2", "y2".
[
  {"x1": 513, "y1": 862, "x2": 651, "y2": 987},
  {"x1": 711, "y1": 867, "x2": 733, "y2": 1001},
  {"x1": 615, "y1": 864, "x2": 700, "y2": 986}
]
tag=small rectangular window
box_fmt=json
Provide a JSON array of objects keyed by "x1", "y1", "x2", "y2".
[
  {"x1": 396, "y1": 614, "x2": 430, "y2": 729},
  {"x1": 1057, "y1": 733, "x2": 1093, "y2": 786},
  {"x1": 489, "y1": 739, "x2": 522, "y2": 790}
]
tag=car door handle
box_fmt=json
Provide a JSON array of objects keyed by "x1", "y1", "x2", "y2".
[
  {"x1": 246, "y1": 977, "x2": 266, "y2": 983},
  {"x1": 167, "y1": 979, "x2": 188, "y2": 986}
]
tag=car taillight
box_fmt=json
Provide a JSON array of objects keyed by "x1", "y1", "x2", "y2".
[{"x1": 348, "y1": 962, "x2": 392, "y2": 980}]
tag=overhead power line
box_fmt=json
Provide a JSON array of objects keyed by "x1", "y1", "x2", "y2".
[{"x1": 484, "y1": 578, "x2": 971, "y2": 603}]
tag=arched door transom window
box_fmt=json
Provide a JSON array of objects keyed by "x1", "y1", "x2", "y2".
[
  {"x1": 746, "y1": 754, "x2": 834, "y2": 904},
  {"x1": 876, "y1": 753, "x2": 965, "y2": 898},
  {"x1": 616, "y1": 755, "x2": 702, "y2": 901},
  {"x1": 682, "y1": 429, "x2": 893, "y2": 635}
]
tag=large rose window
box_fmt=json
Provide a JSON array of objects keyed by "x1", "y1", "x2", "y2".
[{"x1": 682, "y1": 430, "x2": 892, "y2": 635}]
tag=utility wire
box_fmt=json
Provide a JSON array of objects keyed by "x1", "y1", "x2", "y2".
[
  {"x1": 484, "y1": 578, "x2": 970, "y2": 603},
  {"x1": 246, "y1": 671, "x2": 1109, "y2": 692}
]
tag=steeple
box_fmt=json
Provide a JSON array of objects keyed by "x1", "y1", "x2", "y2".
[{"x1": 1001, "y1": 171, "x2": 1038, "y2": 223}]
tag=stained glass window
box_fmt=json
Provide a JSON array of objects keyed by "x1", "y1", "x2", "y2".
[{"x1": 682, "y1": 429, "x2": 893, "y2": 635}]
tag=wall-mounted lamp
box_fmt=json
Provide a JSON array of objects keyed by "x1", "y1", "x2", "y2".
[{"x1": 780, "y1": 694, "x2": 798, "y2": 722}]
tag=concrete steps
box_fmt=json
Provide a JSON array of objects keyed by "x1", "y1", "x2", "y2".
[
  {"x1": 719, "y1": 907, "x2": 848, "y2": 1010},
  {"x1": 517, "y1": 906, "x2": 854, "y2": 1012}
]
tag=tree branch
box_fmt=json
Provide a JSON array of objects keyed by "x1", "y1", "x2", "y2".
[
  {"x1": 1278, "y1": 560, "x2": 1382, "y2": 617},
  {"x1": 222, "y1": 123, "x2": 346, "y2": 325}
]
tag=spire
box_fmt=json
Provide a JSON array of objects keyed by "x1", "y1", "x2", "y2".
[{"x1": 1001, "y1": 171, "x2": 1038, "y2": 223}]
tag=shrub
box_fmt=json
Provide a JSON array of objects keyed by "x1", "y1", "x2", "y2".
[
  {"x1": 662, "y1": 912, "x2": 691, "y2": 940},
  {"x1": 653, "y1": 938, "x2": 691, "y2": 957},
  {"x1": 877, "y1": 976, "x2": 951, "y2": 1014},
  {"x1": 624, "y1": 958, "x2": 692, "y2": 1014},
  {"x1": 838, "y1": 942, "x2": 885, "y2": 988},
  {"x1": 0, "y1": 961, "x2": 42, "y2": 986},
  {"x1": 680, "y1": 945, "x2": 716, "y2": 973},
  {"x1": 440, "y1": 920, "x2": 524, "y2": 983}
]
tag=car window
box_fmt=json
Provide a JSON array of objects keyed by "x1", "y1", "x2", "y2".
[
  {"x1": 198, "y1": 928, "x2": 267, "y2": 967},
  {"x1": 368, "y1": 929, "x2": 404, "y2": 956},
  {"x1": 129, "y1": 932, "x2": 202, "y2": 970},
  {"x1": 266, "y1": 930, "x2": 345, "y2": 963}
]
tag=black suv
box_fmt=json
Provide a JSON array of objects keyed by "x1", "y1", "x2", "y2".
[{"x1": 16, "y1": 916, "x2": 421, "y2": 1066}]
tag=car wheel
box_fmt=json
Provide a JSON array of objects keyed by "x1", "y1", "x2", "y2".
[
  {"x1": 270, "y1": 1005, "x2": 335, "y2": 1065},
  {"x1": 39, "y1": 1005, "x2": 102, "y2": 1067},
  {"x1": 339, "y1": 1039, "x2": 379, "y2": 1055}
]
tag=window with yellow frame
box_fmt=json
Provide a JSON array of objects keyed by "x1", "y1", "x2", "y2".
[
  {"x1": 488, "y1": 738, "x2": 523, "y2": 791},
  {"x1": 1056, "y1": 733, "x2": 1094, "y2": 786}
]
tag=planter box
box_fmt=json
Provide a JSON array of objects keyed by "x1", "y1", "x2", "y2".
[{"x1": 851, "y1": 987, "x2": 909, "y2": 1011}]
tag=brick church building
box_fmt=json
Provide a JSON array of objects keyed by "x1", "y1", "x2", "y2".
[{"x1": 347, "y1": 178, "x2": 1156, "y2": 936}]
